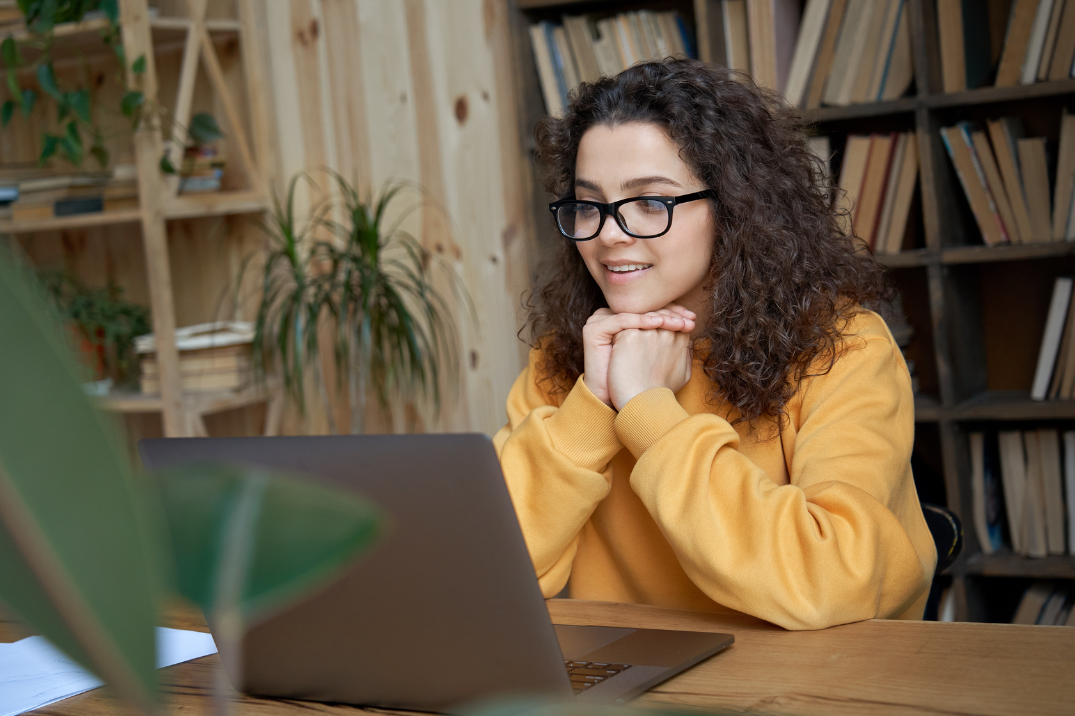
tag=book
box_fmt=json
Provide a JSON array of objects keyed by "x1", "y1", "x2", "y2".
[
  {"x1": 1047, "y1": 0, "x2": 1075, "y2": 79},
  {"x1": 563, "y1": 16, "x2": 600, "y2": 84},
  {"x1": 996, "y1": 0, "x2": 1042, "y2": 87},
  {"x1": 805, "y1": 0, "x2": 849, "y2": 108},
  {"x1": 939, "y1": 0, "x2": 967, "y2": 93},
  {"x1": 1031, "y1": 276, "x2": 1073, "y2": 400},
  {"x1": 593, "y1": 20, "x2": 624, "y2": 76},
  {"x1": 1037, "y1": 428, "x2": 1066, "y2": 554},
  {"x1": 874, "y1": 132, "x2": 908, "y2": 254},
  {"x1": 1022, "y1": 429, "x2": 1049, "y2": 557},
  {"x1": 824, "y1": 0, "x2": 872, "y2": 106},
  {"x1": 1065, "y1": 430, "x2": 1075, "y2": 554},
  {"x1": 1047, "y1": 287, "x2": 1075, "y2": 396},
  {"x1": 998, "y1": 430, "x2": 1027, "y2": 554},
  {"x1": 960, "y1": 123, "x2": 1011, "y2": 243},
  {"x1": 529, "y1": 23, "x2": 562, "y2": 116},
  {"x1": 1053, "y1": 109, "x2": 1075, "y2": 240},
  {"x1": 850, "y1": 0, "x2": 899, "y2": 105},
  {"x1": 1021, "y1": 0, "x2": 1058, "y2": 85},
  {"x1": 836, "y1": 134, "x2": 872, "y2": 235},
  {"x1": 784, "y1": 0, "x2": 832, "y2": 106},
  {"x1": 1013, "y1": 581, "x2": 1055, "y2": 623},
  {"x1": 1017, "y1": 137, "x2": 1054, "y2": 242},
  {"x1": 940, "y1": 125, "x2": 1007, "y2": 246},
  {"x1": 1037, "y1": 588, "x2": 1069, "y2": 624},
  {"x1": 747, "y1": 0, "x2": 777, "y2": 91},
  {"x1": 881, "y1": 131, "x2": 920, "y2": 254},
  {"x1": 970, "y1": 432, "x2": 1005, "y2": 554},
  {"x1": 879, "y1": 1, "x2": 914, "y2": 101},
  {"x1": 723, "y1": 0, "x2": 752, "y2": 74},
  {"x1": 551, "y1": 25, "x2": 580, "y2": 94},
  {"x1": 987, "y1": 117, "x2": 1036, "y2": 243},
  {"x1": 855, "y1": 132, "x2": 898, "y2": 248},
  {"x1": 863, "y1": 0, "x2": 904, "y2": 102},
  {"x1": 1037, "y1": 0, "x2": 1067, "y2": 80},
  {"x1": 971, "y1": 128, "x2": 1023, "y2": 244}
]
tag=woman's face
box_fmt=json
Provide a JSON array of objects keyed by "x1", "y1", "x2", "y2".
[{"x1": 573, "y1": 121, "x2": 715, "y2": 319}]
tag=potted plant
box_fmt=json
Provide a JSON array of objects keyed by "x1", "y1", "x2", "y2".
[{"x1": 251, "y1": 172, "x2": 468, "y2": 435}]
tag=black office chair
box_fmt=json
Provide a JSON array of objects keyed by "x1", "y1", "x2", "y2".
[{"x1": 922, "y1": 503, "x2": 963, "y2": 574}]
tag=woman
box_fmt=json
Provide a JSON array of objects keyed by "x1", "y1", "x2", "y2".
[{"x1": 493, "y1": 58, "x2": 936, "y2": 630}]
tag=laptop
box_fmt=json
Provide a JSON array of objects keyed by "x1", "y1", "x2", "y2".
[{"x1": 139, "y1": 434, "x2": 733, "y2": 712}]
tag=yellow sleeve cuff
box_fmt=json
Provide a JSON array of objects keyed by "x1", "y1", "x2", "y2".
[
  {"x1": 544, "y1": 375, "x2": 622, "y2": 472},
  {"x1": 614, "y1": 387, "x2": 690, "y2": 459}
]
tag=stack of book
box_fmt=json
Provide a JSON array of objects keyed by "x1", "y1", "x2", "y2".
[
  {"x1": 0, "y1": 165, "x2": 138, "y2": 222},
  {"x1": 835, "y1": 131, "x2": 919, "y2": 253},
  {"x1": 940, "y1": 113, "x2": 1074, "y2": 246},
  {"x1": 1012, "y1": 582, "x2": 1075, "y2": 625},
  {"x1": 969, "y1": 428, "x2": 1075, "y2": 557},
  {"x1": 136, "y1": 321, "x2": 253, "y2": 394},
  {"x1": 529, "y1": 11, "x2": 693, "y2": 116},
  {"x1": 972, "y1": 0, "x2": 1075, "y2": 91},
  {"x1": 178, "y1": 145, "x2": 225, "y2": 194},
  {"x1": 786, "y1": 0, "x2": 915, "y2": 108}
]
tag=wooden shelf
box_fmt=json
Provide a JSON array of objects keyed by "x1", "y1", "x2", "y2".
[
  {"x1": 941, "y1": 241, "x2": 1075, "y2": 265},
  {"x1": 925, "y1": 78, "x2": 1075, "y2": 110},
  {"x1": 517, "y1": 0, "x2": 625, "y2": 9},
  {"x1": 163, "y1": 190, "x2": 269, "y2": 220},
  {"x1": 877, "y1": 249, "x2": 932, "y2": 267},
  {"x1": 808, "y1": 97, "x2": 918, "y2": 124},
  {"x1": 0, "y1": 208, "x2": 143, "y2": 234},
  {"x1": 98, "y1": 380, "x2": 274, "y2": 415},
  {"x1": 950, "y1": 391, "x2": 1075, "y2": 421},
  {"x1": 961, "y1": 552, "x2": 1075, "y2": 578}
]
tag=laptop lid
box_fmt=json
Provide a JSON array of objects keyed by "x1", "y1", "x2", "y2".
[{"x1": 139, "y1": 434, "x2": 574, "y2": 710}]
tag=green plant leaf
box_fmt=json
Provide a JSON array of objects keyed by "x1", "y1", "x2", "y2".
[
  {"x1": 1, "y1": 37, "x2": 20, "y2": 68},
  {"x1": 20, "y1": 87, "x2": 35, "y2": 117},
  {"x1": 159, "y1": 153, "x2": 176, "y2": 174},
  {"x1": 1, "y1": 100, "x2": 13, "y2": 127},
  {"x1": 120, "y1": 90, "x2": 143, "y2": 118},
  {"x1": 68, "y1": 89, "x2": 90, "y2": 124},
  {"x1": 0, "y1": 249, "x2": 163, "y2": 714},
  {"x1": 6, "y1": 68, "x2": 18, "y2": 103},
  {"x1": 131, "y1": 54, "x2": 145, "y2": 75},
  {"x1": 187, "y1": 111, "x2": 223, "y2": 146},
  {"x1": 36, "y1": 62, "x2": 61, "y2": 100},
  {"x1": 61, "y1": 121, "x2": 82, "y2": 165},
  {"x1": 100, "y1": 0, "x2": 118, "y2": 23},
  {"x1": 90, "y1": 141, "x2": 108, "y2": 169},
  {"x1": 38, "y1": 133, "x2": 59, "y2": 164},
  {"x1": 153, "y1": 462, "x2": 383, "y2": 621}
]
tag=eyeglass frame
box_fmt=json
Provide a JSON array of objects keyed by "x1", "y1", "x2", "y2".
[{"x1": 548, "y1": 189, "x2": 716, "y2": 241}]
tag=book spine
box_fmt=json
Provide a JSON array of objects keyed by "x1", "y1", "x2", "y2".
[{"x1": 959, "y1": 123, "x2": 1010, "y2": 243}]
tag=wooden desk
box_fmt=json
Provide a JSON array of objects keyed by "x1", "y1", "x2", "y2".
[{"x1": 2, "y1": 599, "x2": 1073, "y2": 715}]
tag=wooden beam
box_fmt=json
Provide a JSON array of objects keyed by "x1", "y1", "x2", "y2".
[
  {"x1": 237, "y1": 0, "x2": 278, "y2": 190},
  {"x1": 120, "y1": 0, "x2": 189, "y2": 437},
  {"x1": 165, "y1": 4, "x2": 205, "y2": 197}
]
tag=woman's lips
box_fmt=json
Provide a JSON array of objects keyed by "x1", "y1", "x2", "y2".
[{"x1": 604, "y1": 264, "x2": 652, "y2": 284}]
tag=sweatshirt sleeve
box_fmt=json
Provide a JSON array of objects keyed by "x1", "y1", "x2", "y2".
[
  {"x1": 615, "y1": 330, "x2": 937, "y2": 630},
  {"x1": 493, "y1": 348, "x2": 624, "y2": 597}
]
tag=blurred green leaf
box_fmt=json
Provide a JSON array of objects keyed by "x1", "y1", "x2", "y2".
[
  {"x1": 100, "y1": 0, "x2": 118, "y2": 23},
  {"x1": 1, "y1": 37, "x2": 20, "y2": 67},
  {"x1": 0, "y1": 248, "x2": 163, "y2": 714},
  {"x1": 68, "y1": 89, "x2": 90, "y2": 124},
  {"x1": 131, "y1": 54, "x2": 145, "y2": 75},
  {"x1": 1, "y1": 100, "x2": 12, "y2": 127},
  {"x1": 20, "y1": 88, "x2": 35, "y2": 117},
  {"x1": 90, "y1": 140, "x2": 108, "y2": 169},
  {"x1": 38, "y1": 133, "x2": 59, "y2": 164},
  {"x1": 120, "y1": 90, "x2": 143, "y2": 118},
  {"x1": 60, "y1": 120, "x2": 82, "y2": 165},
  {"x1": 36, "y1": 62, "x2": 60, "y2": 100},
  {"x1": 6, "y1": 68, "x2": 19, "y2": 103},
  {"x1": 159, "y1": 153, "x2": 176, "y2": 174},
  {"x1": 187, "y1": 112, "x2": 223, "y2": 146},
  {"x1": 154, "y1": 463, "x2": 383, "y2": 622}
]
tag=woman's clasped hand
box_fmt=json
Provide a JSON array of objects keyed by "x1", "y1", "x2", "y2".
[{"x1": 581, "y1": 303, "x2": 696, "y2": 410}]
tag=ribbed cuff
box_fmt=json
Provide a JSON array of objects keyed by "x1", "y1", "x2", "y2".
[
  {"x1": 614, "y1": 388, "x2": 690, "y2": 459},
  {"x1": 544, "y1": 375, "x2": 622, "y2": 472}
]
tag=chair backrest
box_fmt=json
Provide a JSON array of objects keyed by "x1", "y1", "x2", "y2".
[{"x1": 922, "y1": 503, "x2": 963, "y2": 574}]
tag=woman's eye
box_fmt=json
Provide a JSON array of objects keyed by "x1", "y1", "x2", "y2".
[
  {"x1": 576, "y1": 205, "x2": 600, "y2": 218},
  {"x1": 637, "y1": 199, "x2": 666, "y2": 213}
]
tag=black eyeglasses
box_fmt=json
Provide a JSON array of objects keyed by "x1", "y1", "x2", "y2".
[{"x1": 549, "y1": 190, "x2": 715, "y2": 241}]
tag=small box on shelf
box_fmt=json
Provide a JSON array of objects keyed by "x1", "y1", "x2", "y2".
[{"x1": 135, "y1": 321, "x2": 253, "y2": 395}]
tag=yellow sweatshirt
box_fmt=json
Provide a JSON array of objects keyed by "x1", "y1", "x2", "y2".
[{"x1": 493, "y1": 309, "x2": 937, "y2": 630}]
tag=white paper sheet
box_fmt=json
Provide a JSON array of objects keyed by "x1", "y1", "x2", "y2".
[{"x1": 0, "y1": 627, "x2": 217, "y2": 716}]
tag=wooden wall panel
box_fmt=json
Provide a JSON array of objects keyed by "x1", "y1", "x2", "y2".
[{"x1": 259, "y1": 0, "x2": 533, "y2": 436}]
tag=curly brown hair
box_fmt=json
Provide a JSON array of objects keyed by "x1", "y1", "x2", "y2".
[{"x1": 526, "y1": 58, "x2": 893, "y2": 427}]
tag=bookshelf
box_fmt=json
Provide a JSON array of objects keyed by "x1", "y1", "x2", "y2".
[
  {"x1": 0, "y1": 0, "x2": 275, "y2": 439},
  {"x1": 507, "y1": 0, "x2": 1075, "y2": 622}
]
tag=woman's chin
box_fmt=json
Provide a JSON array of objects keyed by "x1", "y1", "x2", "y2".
[{"x1": 605, "y1": 297, "x2": 667, "y2": 315}]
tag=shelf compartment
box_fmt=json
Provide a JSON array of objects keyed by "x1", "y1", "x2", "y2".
[
  {"x1": 942, "y1": 242, "x2": 1075, "y2": 265},
  {"x1": 808, "y1": 97, "x2": 919, "y2": 125},
  {"x1": 99, "y1": 380, "x2": 274, "y2": 415},
  {"x1": 925, "y1": 78, "x2": 1075, "y2": 110},
  {"x1": 951, "y1": 391, "x2": 1075, "y2": 420}
]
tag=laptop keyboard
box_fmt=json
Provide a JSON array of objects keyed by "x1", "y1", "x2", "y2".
[{"x1": 564, "y1": 660, "x2": 633, "y2": 693}]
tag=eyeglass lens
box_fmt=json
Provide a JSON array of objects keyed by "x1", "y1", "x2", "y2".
[{"x1": 557, "y1": 198, "x2": 670, "y2": 240}]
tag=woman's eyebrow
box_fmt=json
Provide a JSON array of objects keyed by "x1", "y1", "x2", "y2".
[{"x1": 621, "y1": 175, "x2": 683, "y2": 190}]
